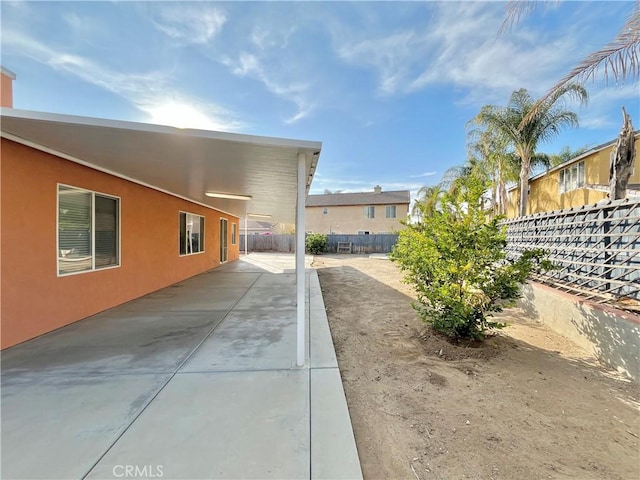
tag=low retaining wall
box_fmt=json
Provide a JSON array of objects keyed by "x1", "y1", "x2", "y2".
[{"x1": 518, "y1": 281, "x2": 640, "y2": 381}]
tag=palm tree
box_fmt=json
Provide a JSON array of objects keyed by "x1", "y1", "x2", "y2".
[
  {"x1": 501, "y1": 0, "x2": 639, "y2": 125},
  {"x1": 548, "y1": 144, "x2": 593, "y2": 168},
  {"x1": 412, "y1": 184, "x2": 442, "y2": 222},
  {"x1": 466, "y1": 125, "x2": 520, "y2": 215},
  {"x1": 474, "y1": 85, "x2": 588, "y2": 217},
  {"x1": 439, "y1": 164, "x2": 476, "y2": 195}
]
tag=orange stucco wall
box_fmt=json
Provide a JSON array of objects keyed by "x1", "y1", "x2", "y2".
[
  {"x1": 1, "y1": 138, "x2": 240, "y2": 348},
  {"x1": 1, "y1": 71, "x2": 13, "y2": 107}
]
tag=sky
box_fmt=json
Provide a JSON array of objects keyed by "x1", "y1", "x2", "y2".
[{"x1": 1, "y1": 1, "x2": 638, "y2": 201}]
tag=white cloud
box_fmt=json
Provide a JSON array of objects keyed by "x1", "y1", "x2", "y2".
[
  {"x1": 250, "y1": 25, "x2": 296, "y2": 50},
  {"x1": 410, "y1": 171, "x2": 437, "y2": 178},
  {"x1": 330, "y1": 2, "x2": 611, "y2": 107},
  {"x1": 2, "y1": 29, "x2": 244, "y2": 131},
  {"x1": 62, "y1": 12, "x2": 104, "y2": 37},
  {"x1": 579, "y1": 84, "x2": 639, "y2": 131},
  {"x1": 337, "y1": 31, "x2": 418, "y2": 96},
  {"x1": 285, "y1": 106, "x2": 312, "y2": 125},
  {"x1": 152, "y1": 5, "x2": 227, "y2": 45},
  {"x1": 143, "y1": 101, "x2": 244, "y2": 131},
  {"x1": 221, "y1": 52, "x2": 314, "y2": 124}
]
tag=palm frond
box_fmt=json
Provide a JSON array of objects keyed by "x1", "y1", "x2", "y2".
[
  {"x1": 530, "y1": 152, "x2": 550, "y2": 170},
  {"x1": 499, "y1": 0, "x2": 539, "y2": 35},
  {"x1": 544, "y1": 83, "x2": 589, "y2": 110},
  {"x1": 520, "y1": 2, "x2": 639, "y2": 127}
]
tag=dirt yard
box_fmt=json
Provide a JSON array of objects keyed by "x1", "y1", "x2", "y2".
[{"x1": 313, "y1": 254, "x2": 640, "y2": 480}]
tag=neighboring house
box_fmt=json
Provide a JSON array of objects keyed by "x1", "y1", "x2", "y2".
[
  {"x1": 0, "y1": 68, "x2": 321, "y2": 349},
  {"x1": 243, "y1": 220, "x2": 293, "y2": 235},
  {"x1": 506, "y1": 133, "x2": 640, "y2": 218},
  {"x1": 246, "y1": 220, "x2": 279, "y2": 235},
  {"x1": 306, "y1": 185, "x2": 410, "y2": 234}
]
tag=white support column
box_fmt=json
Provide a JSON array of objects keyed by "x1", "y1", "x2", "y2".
[
  {"x1": 244, "y1": 216, "x2": 248, "y2": 256},
  {"x1": 296, "y1": 152, "x2": 306, "y2": 367}
]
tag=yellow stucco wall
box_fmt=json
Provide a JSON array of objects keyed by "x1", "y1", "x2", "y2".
[
  {"x1": 305, "y1": 204, "x2": 409, "y2": 234},
  {"x1": 506, "y1": 136, "x2": 639, "y2": 218}
]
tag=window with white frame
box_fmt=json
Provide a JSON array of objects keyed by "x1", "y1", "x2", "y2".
[
  {"x1": 558, "y1": 161, "x2": 585, "y2": 193},
  {"x1": 179, "y1": 212, "x2": 205, "y2": 255},
  {"x1": 58, "y1": 185, "x2": 120, "y2": 276},
  {"x1": 385, "y1": 205, "x2": 397, "y2": 218},
  {"x1": 323, "y1": 207, "x2": 328, "y2": 215},
  {"x1": 231, "y1": 223, "x2": 237, "y2": 245},
  {"x1": 364, "y1": 206, "x2": 375, "y2": 218}
]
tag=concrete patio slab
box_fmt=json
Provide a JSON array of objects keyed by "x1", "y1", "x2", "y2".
[
  {"x1": 234, "y1": 287, "x2": 298, "y2": 310},
  {"x1": 118, "y1": 286, "x2": 249, "y2": 312},
  {"x1": 311, "y1": 368, "x2": 362, "y2": 480},
  {"x1": 174, "y1": 271, "x2": 261, "y2": 288},
  {"x1": 86, "y1": 370, "x2": 310, "y2": 480},
  {"x1": 310, "y1": 307, "x2": 338, "y2": 369},
  {"x1": 1, "y1": 311, "x2": 226, "y2": 375},
  {"x1": 182, "y1": 310, "x2": 300, "y2": 372},
  {"x1": 1, "y1": 253, "x2": 361, "y2": 480},
  {"x1": 1, "y1": 373, "x2": 169, "y2": 480},
  {"x1": 252, "y1": 272, "x2": 297, "y2": 288}
]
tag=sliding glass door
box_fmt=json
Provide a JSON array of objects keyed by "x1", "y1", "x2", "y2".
[{"x1": 220, "y1": 218, "x2": 228, "y2": 263}]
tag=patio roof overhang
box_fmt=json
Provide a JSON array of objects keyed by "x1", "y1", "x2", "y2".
[{"x1": 0, "y1": 108, "x2": 321, "y2": 224}]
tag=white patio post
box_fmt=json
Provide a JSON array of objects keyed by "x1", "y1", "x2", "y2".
[
  {"x1": 244, "y1": 215, "x2": 248, "y2": 256},
  {"x1": 296, "y1": 152, "x2": 306, "y2": 367}
]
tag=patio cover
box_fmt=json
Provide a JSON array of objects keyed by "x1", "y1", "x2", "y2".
[
  {"x1": 0, "y1": 108, "x2": 321, "y2": 224},
  {"x1": 0, "y1": 107, "x2": 321, "y2": 366}
]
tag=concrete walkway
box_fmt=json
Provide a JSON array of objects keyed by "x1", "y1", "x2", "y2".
[{"x1": 1, "y1": 253, "x2": 362, "y2": 480}]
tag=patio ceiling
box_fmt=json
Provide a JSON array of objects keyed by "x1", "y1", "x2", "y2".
[{"x1": 0, "y1": 108, "x2": 321, "y2": 224}]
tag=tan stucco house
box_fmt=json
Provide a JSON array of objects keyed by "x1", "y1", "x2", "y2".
[
  {"x1": 506, "y1": 133, "x2": 640, "y2": 218},
  {"x1": 306, "y1": 186, "x2": 410, "y2": 234}
]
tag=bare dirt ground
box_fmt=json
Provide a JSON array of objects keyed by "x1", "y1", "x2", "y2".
[{"x1": 313, "y1": 254, "x2": 640, "y2": 480}]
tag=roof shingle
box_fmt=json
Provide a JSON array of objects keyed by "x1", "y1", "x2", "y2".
[{"x1": 306, "y1": 190, "x2": 410, "y2": 207}]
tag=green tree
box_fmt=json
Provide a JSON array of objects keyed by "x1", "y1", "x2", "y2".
[
  {"x1": 305, "y1": 233, "x2": 328, "y2": 254},
  {"x1": 466, "y1": 126, "x2": 519, "y2": 215},
  {"x1": 474, "y1": 85, "x2": 588, "y2": 217},
  {"x1": 412, "y1": 185, "x2": 443, "y2": 223},
  {"x1": 391, "y1": 174, "x2": 551, "y2": 340},
  {"x1": 412, "y1": 170, "x2": 482, "y2": 224},
  {"x1": 548, "y1": 144, "x2": 593, "y2": 168}
]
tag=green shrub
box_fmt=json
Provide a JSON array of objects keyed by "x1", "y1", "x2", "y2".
[
  {"x1": 306, "y1": 233, "x2": 328, "y2": 254},
  {"x1": 391, "y1": 177, "x2": 551, "y2": 340}
]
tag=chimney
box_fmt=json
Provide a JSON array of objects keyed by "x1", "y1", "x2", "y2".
[
  {"x1": 1, "y1": 66, "x2": 16, "y2": 108},
  {"x1": 373, "y1": 185, "x2": 382, "y2": 194}
]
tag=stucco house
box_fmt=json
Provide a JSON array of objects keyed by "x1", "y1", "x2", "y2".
[
  {"x1": 0, "y1": 67, "x2": 321, "y2": 350},
  {"x1": 506, "y1": 132, "x2": 640, "y2": 218},
  {"x1": 306, "y1": 186, "x2": 410, "y2": 234}
]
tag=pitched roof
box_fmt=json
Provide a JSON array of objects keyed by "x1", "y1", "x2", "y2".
[
  {"x1": 247, "y1": 220, "x2": 277, "y2": 230},
  {"x1": 306, "y1": 190, "x2": 410, "y2": 207}
]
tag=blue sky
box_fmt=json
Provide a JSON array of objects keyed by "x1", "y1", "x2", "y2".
[{"x1": 2, "y1": 1, "x2": 638, "y2": 199}]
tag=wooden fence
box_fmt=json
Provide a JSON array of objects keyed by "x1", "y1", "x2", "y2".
[{"x1": 240, "y1": 234, "x2": 399, "y2": 254}]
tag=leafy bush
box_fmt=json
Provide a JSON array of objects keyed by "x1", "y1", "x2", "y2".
[
  {"x1": 306, "y1": 233, "x2": 328, "y2": 254},
  {"x1": 391, "y1": 176, "x2": 551, "y2": 340}
]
